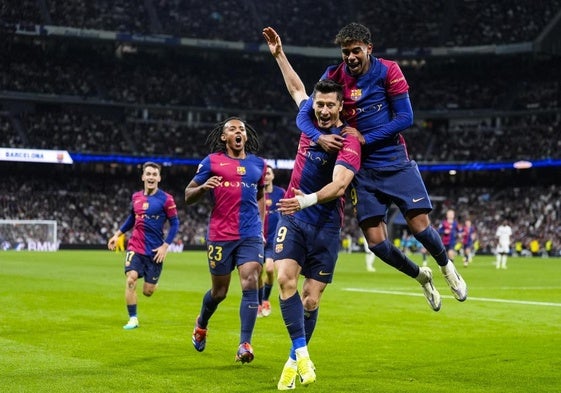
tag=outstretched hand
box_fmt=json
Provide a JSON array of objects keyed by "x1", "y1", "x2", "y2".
[
  {"x1": 263, "y1": 26, "x2": 282, "y2": 57},
  {"x1": 277, "y1": 188, "x2": 305, "y2": 215}
]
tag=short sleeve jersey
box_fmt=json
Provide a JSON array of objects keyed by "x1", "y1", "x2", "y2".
[
  {"x1": 193, "y1": 152, "x2": 267, "y2": 241},
  {"x1": 126, "y1": 189, "x2": 178, "y2": 256},
  {"x1": 438, "y1": 219, "x2": 459, "y2": 247},
  {"x1": 287, "y1": 106, "x2": 361, "y2": 228}
]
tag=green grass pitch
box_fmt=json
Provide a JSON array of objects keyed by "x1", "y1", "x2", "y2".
[{"x1": 2, "y1": 250, "x2": 560, "y2": 392}]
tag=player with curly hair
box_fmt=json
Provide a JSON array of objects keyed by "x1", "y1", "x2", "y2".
[{"x1": 185, "y1": 117, "x2": 267, "y2": 363}]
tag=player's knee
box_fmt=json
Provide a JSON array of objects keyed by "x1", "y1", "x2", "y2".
[
  {"x1": 266, "y1": 265, "x2": 275, "y2": 276},
  {"x1": 126, "y1": 277, "x2": 137, "y2": 289},
  {"x1": 142, "y1": 282, "x2": 158, "y2": 297},
  {"x1": 277, "y1": 273, "x2": 296, "y2": 292},
  {"x1": 302, "y1": 296, "x2": 319, "y2": 311},
  {"x1": 213, "y1": 292, "x2": 227, "y2": 302}
]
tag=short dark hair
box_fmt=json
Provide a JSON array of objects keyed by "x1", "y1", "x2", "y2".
[
  {"x1": 335, "y1": 23, "x2": 372, "y2": 46},
  {"x1": 143, "y1": 161, "x2": 161, "y2": 172},
  {"x1": 313, "y1": 79, "x2": 343, "y2": 102}
]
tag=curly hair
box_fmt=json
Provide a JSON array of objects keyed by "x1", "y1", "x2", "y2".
[
  {"x1": 205, "y1": 116, "x2": 261, "y2": 154},
  {"x1": 334, "y1": 23, "x2": 372, "y2": 46}
]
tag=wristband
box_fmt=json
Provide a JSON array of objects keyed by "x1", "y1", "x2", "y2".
[{"x1": 295, "y1": 193, "x2": 318, "y2": 210}]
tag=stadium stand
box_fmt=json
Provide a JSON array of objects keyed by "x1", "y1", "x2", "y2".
[{"x1": 1, "y1": 1, "x2": 560, "y2": 253}]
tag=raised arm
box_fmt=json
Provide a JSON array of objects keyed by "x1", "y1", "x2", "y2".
[{"x1": 263, "y1": 27, "x2": 308, "y2": 107}]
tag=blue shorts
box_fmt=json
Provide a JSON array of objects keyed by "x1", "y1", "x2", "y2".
[
  {"x1": 206, "y1": 237, "x2": 264, "y2": 275},
  {"x1": 273, "y1": 215, "x2": 340, "y2": 284},
  {"x1": 352, "y1": 161, "x2": 433, "y2": 224},
  {"x1": 124, "y1": 251, "x2": 162, "y2": 284}
]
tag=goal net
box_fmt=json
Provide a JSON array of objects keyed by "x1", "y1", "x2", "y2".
[{"x1": 0, "y1": 219, "x2": 59, "y2": 251}]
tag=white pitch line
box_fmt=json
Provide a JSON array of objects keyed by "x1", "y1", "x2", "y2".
[{"x1": 342, "y1": 288, "x2": 561, "y2": 307}]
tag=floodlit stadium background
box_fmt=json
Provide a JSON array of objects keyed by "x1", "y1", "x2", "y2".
[{"x1": 1, "y1": 1, "x2": 560, "y2": 255}]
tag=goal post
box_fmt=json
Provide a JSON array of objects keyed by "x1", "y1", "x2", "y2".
[{"x1": 0, "y1": 219, "x2": 59, "y2": 251}]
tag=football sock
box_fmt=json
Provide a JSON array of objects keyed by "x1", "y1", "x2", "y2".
[
  {"x1": 289, "y1": 347, "x2": 296, "y2": 361},
  {"x1": 263, "y1": 283, "x2": 273, "y2": 301},
  {"x1": 304, "y1": 308, "x2": 318, "y2": 344},
  {"x1": 280, "y1": 292, "x2": 306, "y2": 341},
  {"x1": 240, "y1": 289, "x2": 259, "y2": 343},
  {"x1": 127, "y1": 304, "x2": 137, "y2": 318},
  {"x1": 199, "y1": 290, "x2": 219, "y2": 328},
  {"x1": 415, "y1": 226, "x2": 448, "y2": 266},
  {"x1": 371, "y1": 240, "x2": 419, "y2": 278},
  {"x1": 294, "y1": 345, "x2": 310, "y2": 358}
]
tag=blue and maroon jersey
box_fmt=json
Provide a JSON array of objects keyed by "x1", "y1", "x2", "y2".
[
  {"x1": 438, "y1": 219, "x2": 459, "y2": 248},
  {"x1": 264, "y1": 185, "x2": 286, "y2": 244},
  {"x1": 461, "y1": 224, "x2": 476, "y2": 247},
  {"x1": 193, "y1": 152, "x2": 267, "y2": 241},
  {"x1": 300, "y1": 56, "x2": 410, "y2": 169},
  {"x1": 121, "y1": 189, "x2": 179, "y2": 257},
  {"x1": 287, "y1": 105, "x2": 361, "y2": 228}
]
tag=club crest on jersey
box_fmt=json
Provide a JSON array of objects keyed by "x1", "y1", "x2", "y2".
[
  {"x1": 350, "y1": 89, "x2": 362, "y2": 101},
  {"x1": 275, "y1": 244, "x2": 283, "y2": 253},
  {"x1": 237, "y1": 166, "x2": 246, "y2": 175},
  {"x1": 142, "y1": 202, "x2": 149, "y2": 210}
]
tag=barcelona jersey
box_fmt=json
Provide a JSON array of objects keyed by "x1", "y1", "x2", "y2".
[
  {"x1": 123, "y1": 189, "x2": 178, "y2": 257},
  {"x1": 287, "y1": 106, "x2": 361, "y2": 228},
  {"x1": 193, "y1": 152, "x2": 267, "y2": 241},
  {"x1": 302, "y1": 56, "x2": 411, "y2": 169}
]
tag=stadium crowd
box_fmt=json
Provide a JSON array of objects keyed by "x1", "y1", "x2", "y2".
[
  {"x1": 1, "y1": 165, "x2": 560, "y2": 257},
  {"x1": 2, "y1": 0, "x2": 560, "y2": 47},
  {"x1": 1, "y1": 1, "x2": 560, "y2": 255}
]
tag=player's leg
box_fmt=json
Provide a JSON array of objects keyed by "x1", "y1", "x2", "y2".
[
  {"x1": 257, "y1": 268, "x2": 264, "y2": 317},
  {"x1": 353, "y1": 168, "x2": 442, "y2": 307},
  {"x1": 123, "y1": 251, "x2": 141, "y2": 329},
  {"x1": 362, "y1": 218, "x2": 442, "y2": 311},
  {"x1": 142, "y1": 258, "x2": 163, "y2": 297},
  {"x1": 276, "y1": 257, "x2": 306, "y2": 388},
  {"x1": 236, "y1": 261, "x2": 261, "y2": 363},
  {"x1": 123, "y1": 270, "x2": 139, "y2": 329},
  {"x1": 193, "y1": 241, "x2": 235, "y2": 352},
  {"x1": 234, "y1": 238, "x2": 263, "y2": 363},
  {"x1": 192, "y1": 273, "x2": 231, "y2": 352},
  {"x1": 408, "y1": 211, "x2": 467, "y2": 302},
  {"x1": 261, "y1": 257, "x2": 275, "y2": 316}
]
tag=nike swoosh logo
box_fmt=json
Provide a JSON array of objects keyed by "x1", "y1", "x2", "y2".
[
  {"x1": 412, "y1": 197, "x2": 425, "y2": 203},
  {"x1": 319, "y1": 271, "x2": 332, "y2": 276},
  {"x1": 258, "y1": 254, "x2": 264, "y2": 258},
  {"x1": 219, "y1": 162, "x2": 230, "y2": 166}
]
